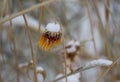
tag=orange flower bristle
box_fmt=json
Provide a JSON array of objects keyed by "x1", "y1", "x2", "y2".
[{"x1": 38, "y1": 31, "x2": 62, "y2": 51}]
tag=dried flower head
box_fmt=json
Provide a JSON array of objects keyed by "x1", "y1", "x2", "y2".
[
  {"x1": 65, "y1": 40, "x2": 80, "y2": 62},
  {"x1": 38, "y1": 23, "x2": 62, "y2": 51}
]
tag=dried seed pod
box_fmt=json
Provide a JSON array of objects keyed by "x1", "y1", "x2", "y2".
[
  {"x1": 38, "y1": 23, "x2": 62, "y2": 51},
  {"x1": 65, "y1": 40, "x2": 80, "y2": 62}
]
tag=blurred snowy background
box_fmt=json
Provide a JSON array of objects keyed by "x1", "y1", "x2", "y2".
[{"x1": 0, "y1": 0, "x2": 120, "y2": 82}]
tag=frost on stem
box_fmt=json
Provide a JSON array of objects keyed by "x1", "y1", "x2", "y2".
[
  {"x1": 38, "y1": 22, "x2": 62, "y2": 51},
  {"x1": 82, "y1": 59, "x2": 113, "y2": 70},
  {"x1": 54, "y1": 59, "x2": 112, "y2": 82}
]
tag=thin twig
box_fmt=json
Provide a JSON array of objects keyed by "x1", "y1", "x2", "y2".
[
  {"x1": 36, "y1": 0, "x2": 44, "y2": 65},
  {"x1": 0, "y1": 68, "x2": 2, "y2": 82},
  {"x1": 85, "y1": 0, "x2": 99, "y2": 59},
  {"x1": 85, "y1": 1, "x2": 102, "y2": 82},
  {"x1": 39, "y1": 0, "x2": 43, "y2": 33},
  {"x1": 45, "y1": 7, "x2": 60, "y2": 23},
  {"x1": 105, "y1": 1, "x2": 115, "y2": 81},
  {"x1": 0, "y1": 0, "x2": 58, "y2": 24},
  {"x1": 93, "y1": 0, "x2": 107, "y2": 39},
  {"x1": 0, "y1": 0, "x2": 6, "y2": 64},
  {"x1": 8, "y1": 0, "x2": 20, "y2": 82},
  {"x1": 103, "y1": 0, "x2": 120, "y2": 28},
  {"x1": 97, "y1": 56, "x2": 120, "y2": 81},
  {"x1": 17, "y1": 0, "x2": 37, "y2": 82},
  {"x1": 105, "y1": 0, "x2": 112, "y2": 59},
  {"x1": 52, "y1": 59, "x2": 112, "y2": 82},
  {"x1": 62, "y1": 30, "x2": 68, "y2": 82},
  {"x1": 0, "y1": 0, "x2": 7, "y2": 18}
]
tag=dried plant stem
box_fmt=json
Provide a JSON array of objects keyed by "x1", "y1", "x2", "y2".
[
  {"x1": 105, "y1": 0, "x2": 112, "y2": 59},
  {"x1": 0, "y1": 69, "x2": 2, "y2": 82},
  {"x1": 85, "y1": 1, "x2": 102, "y2": 82},
  {"x1": 36, "y1": 0, "x2": 43, "y2": 64},
  {"x1": 0, "y1": 0, "x2": 7, "y2": 18},
  {"x1": 0, "y1": 0, "x2": 58, "y2": 24},
  {"x1": 105, "y1": 1, "x2": 114, "y2": 81},
  {"x1": 53, "y1": 59, "x2": 112, "y2": 82},
  {"x1": 8, "y1": 0, "x2": 20, "y2": 82},
  {"x1": 97, "y1": 56, "x2": 120, "y2": 81},
  {"x1": 61, "y1": 0, "x2": 67, "y2": 25},
  {"x1": 39, "y1": 0, "x2": 43, "y2": 32},
  {"x1": 0, "y1": 0, "x2": 7, "y2": 64},
  {"x1": 12, "y1": 31, "x2": 20, "y2": 82},
  {"x1": 85, "y1": 0, "x2": 99, "y2": 58},
  {"x1": 46, "y1": 8, "x2": 61, "y2": 25},
  {"x1": 62, "y1": 34, "x2": 68, "y2": 82},
  {"x1": 93, "y1": 0, "x2": 107, "y2": 40},
  {"x1": 17, "y1": 0, "x2": 37, "y2": 82}
]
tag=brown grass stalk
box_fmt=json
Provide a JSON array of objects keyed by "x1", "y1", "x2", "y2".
[
  {"x1": 8, "y1": 0, "x2": 20, "y2": 82},
  {"x1": 0, "y1": 0, "x2": 7, "y2": 64},
  {"x1": 105, "y1": 0, "x2": 115, "y2": 81},
  {"x1": 93, "y1": 0, "x2": 107, "y2": 40},
  {"x1": 62, "y1": 35, "x2": 68, "y2": 82},
  {"x1": 85, "y1": 0, "x2": 99, "y2": 58},
  {"x1": 105, "y1": 0, "x2": 112, "y2": 59},
  {"x1": 0, "y1": 0, "x2": 58, "y2": 24},
  {"x1": 0, "y1": 0, "x2": 7, "y2": 18},
  {"x1": 17, "y1": 0, "x2": 37, "y2": 82},
  {"x1": 36, "y1": 0, "x2": 44, "y2": 65},
  {"x1": 39, "y1": 0, "x2": 43, "y2": 33},
  {"x1": 97, "y1": 56, "x2": 120, "y2": 81},
  {"x1": 0, "y1": 69, "x2": 2, "y2": 82},
  {"x1": 85, "y1": 1, "x2": 102, "y2": 82}
]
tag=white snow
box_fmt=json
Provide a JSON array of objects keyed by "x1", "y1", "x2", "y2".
[
  {"x1": 46, "y1": 23, "x2": 60, "y2": 32},
  {"x1": 66, "y1": 40, "x2": 80, "y2": 46},
  {"x1": 75, "y1": 40, "x2": 80, "y2": 46},
  {"x1": 66, "y1": 46, "x2": 76, "y2": 53},
  {"x1": 56, "y1": 73, "x2": 80, "y2": 82},
  {"x1": 36, "y1": 66, "x2": 44, "y2": 71},
  {"x1": 83, "y1": 59, "x2": 113, "y2": 69},
  {"x1": 66, "y1": 40, "x2": 75, "y2": 46},
  {"x1": 3, "y1": 15, "x2": 39, "y2": 30},
  {"x1": 66, "y1": 40, "x2": 80, "y2": 53}
]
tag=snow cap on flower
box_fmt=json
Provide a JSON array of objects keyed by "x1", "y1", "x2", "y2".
[
  {"x1": 64, "y1": 40, "x2": 80, "y2": 62},
  {"x1": 46, "y1": 22, "x2": 60, "y2": 32},
  {"x1": 66, "y1": 40, "x2": 80, "y2": 53}
]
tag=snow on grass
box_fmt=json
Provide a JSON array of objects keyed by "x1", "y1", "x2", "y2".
[{"x1": 83, "y1": 59, "x2": 113, "y2": 69}]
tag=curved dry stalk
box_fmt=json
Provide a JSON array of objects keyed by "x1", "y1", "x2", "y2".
[
  {"x1": 17, "y1": 0, "x2": 37, "y2": 82},
  {"x1": 8, "y1": 0, "x2": 20, "y2": 82},
  {"x1": 0, "y1": 0, "x2": 58, "y2": 24}
]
